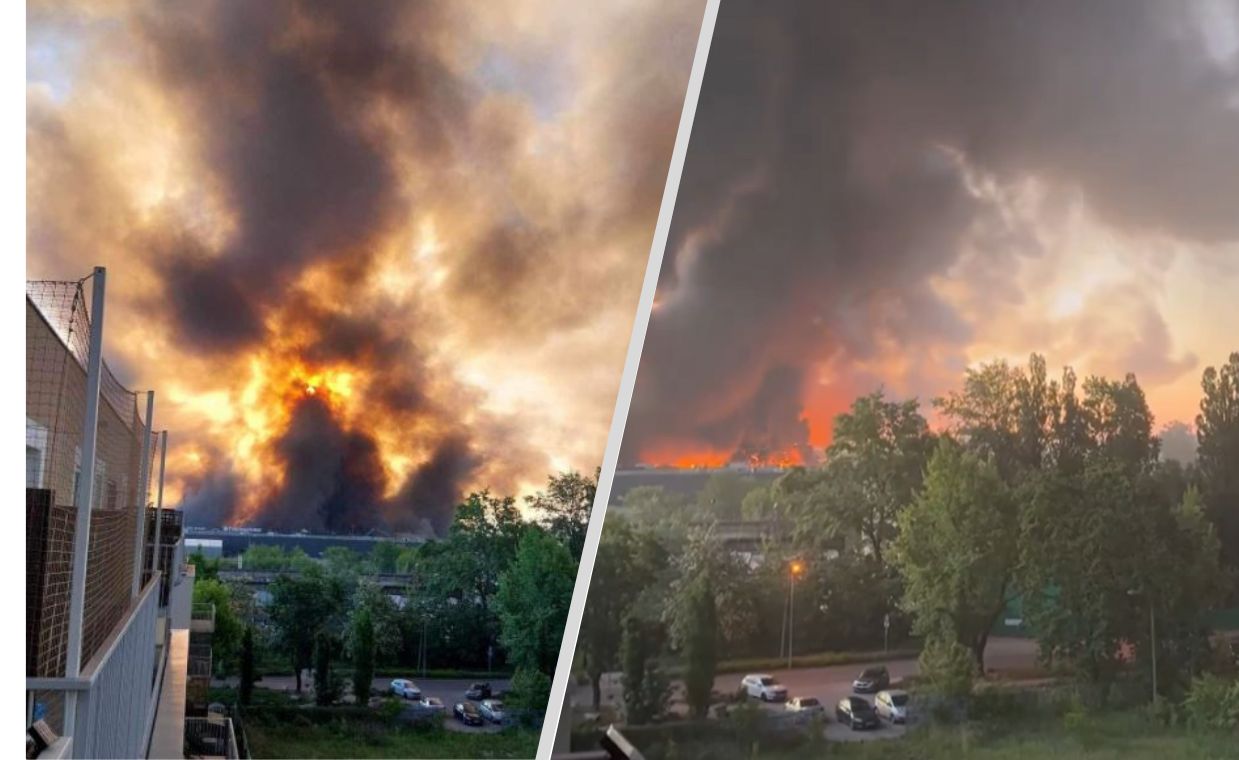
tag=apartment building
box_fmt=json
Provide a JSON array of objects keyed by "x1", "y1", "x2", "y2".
[{"x1": 25, "y1": 269, "x2": 236, "y2": 760}]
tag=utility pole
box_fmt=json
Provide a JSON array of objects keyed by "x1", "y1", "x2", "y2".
[{"x1": 64, "y1": 267, "x2": 107, "y2": 740}]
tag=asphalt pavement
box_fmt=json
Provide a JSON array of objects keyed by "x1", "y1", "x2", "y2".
[
  {"x1": 576, "y1": 637, "x2": 1039, "y2": 744},
  {"x1": 243, "y1": 674, "x2": 513, "y2": 733}
]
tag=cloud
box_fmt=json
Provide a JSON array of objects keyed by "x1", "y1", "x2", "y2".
[
  {"x1": 28, "y1": 0, "x2": 705, "y2": 530},
  {"x1": 623, "y1": 0, "x2": 1239, "y2": 464}
]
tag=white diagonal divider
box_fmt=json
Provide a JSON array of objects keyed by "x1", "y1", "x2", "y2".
[{"x1": 536, "y1": 1, "x2": 722, "y2": 756}]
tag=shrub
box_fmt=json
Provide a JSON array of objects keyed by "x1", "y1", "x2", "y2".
[
  {"x1": 919, "y1": 638, "x2": 977, "y2": 700},
  {"x1": 1182, "y1": 674, "x2": 1239, "y2": 731}
]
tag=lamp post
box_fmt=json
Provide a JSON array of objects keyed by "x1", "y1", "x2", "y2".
[
  {"x1": 787, "y1": 560, "x2": 805, "y2": 669},
  {"x1": 1128, "y1": 587, "x2": 1157, "y2": 706}
]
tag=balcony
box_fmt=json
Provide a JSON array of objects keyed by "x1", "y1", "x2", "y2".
[
  {"x1": 190, "y1": 603, "x2": 215, "y2": 635},
  {"x1": 184, "y1": 716, "x2": 238, "y2": 759}
]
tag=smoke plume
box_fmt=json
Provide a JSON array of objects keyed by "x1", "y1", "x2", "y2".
[{"x1": 624, "y1": 0, "x2": 1239, "y2": 466}]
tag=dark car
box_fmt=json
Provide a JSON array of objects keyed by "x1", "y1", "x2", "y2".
[
  {"x1": 836, "y1": 697, "x2": 880, "y2": 731},
  {"x1": 454, "y1": 701, "x2": 484, "y2": 726},
  {"x1": 852, "y1": 666, "x2": 890, "y2": 693},
  {"x1": 464, "y1": 682, "x2": 492, "y2": 700}
]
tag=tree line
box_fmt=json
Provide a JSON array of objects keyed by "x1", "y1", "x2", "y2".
[
  {"x1": 579, "y1": 352, "x2": 1239, "y2": 720},
  {"x1": 192, "y1": 470, "x2": 594, "y2": 715}
]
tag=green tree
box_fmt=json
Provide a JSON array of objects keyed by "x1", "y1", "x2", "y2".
[
  {"x1": 894, "y1": 441, "x2": 1017, "y2": 669},
  {"x1": 1197, "y1": 353, "x2": 1239, "y2": 578},
  {"x1": 188, "y1": 550, "x2": 219, "y2": 581},
  {"x1": 193, "y1": 579, "x2": 243, "y2": 675},
  {"x1": 789, "y1": 391, "x2": 933, "y2": 565},
  {"x1": 269, "y1": 567, "x2": 349, "y2": 692},
  {"x1": 496, "y1": 529, "x2": 576, "y2": 674},
  {"x1": 695, "y1": 472, "x2": 757, "y2": 521},
  {"x1": 239, "y1": 626, "x2": 255, "y2": 706},
  {"x1": 620, "y1": 613, "x2": 670, "y2": 724},
  {"x1": 241, "y1": 544, "x2": 287, "y2": 571},
  {"x1": 313, "y1": 629, "x2": 341, "y2": 706},
  {"x1": 679, "y1": 573, "x2": 718, "y2": 720},
  {"x1": 508, "y1": 667, "x2": 552, "y2": 717},
  {"x1": 579, "y1": 522, "x2": 665, "y2": 708},
  {"x1": 351, "y1": 607, "x2": 376, "y2": 705},
  {"x1": 526, "y1": 470, "x2": 596, "y2": 560},
  {"x1": 1081, "y1": 373, "x2": 1160, "y2": 471},
  {"x1": 368, "y1": 541, "x2": 402, "y2": 574}
]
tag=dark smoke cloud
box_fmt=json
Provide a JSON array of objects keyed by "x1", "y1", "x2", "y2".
[
  {"x1": 27, "y1": 0, "x2": 707, "y2": 530},
  {"x1": 623, "y1": 0, "x2": 1239, "y2": 464}
]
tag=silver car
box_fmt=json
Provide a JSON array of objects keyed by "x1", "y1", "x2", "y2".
[
  {"x1": 479, "y1": 698, "x2": 506, "y2": 723},
  {"x1": 875, "y1": 689, "x2": 910, "y2": 723}
]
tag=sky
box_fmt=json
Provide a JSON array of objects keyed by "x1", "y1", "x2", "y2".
[
  {"x1": 26, "y1": 0, "x2": 705, "y2": 532},
  {"x1": 623, "y1": 0, "x2": 1239, "y2": 468}
]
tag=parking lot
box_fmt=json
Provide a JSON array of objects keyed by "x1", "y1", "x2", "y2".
[{"x1": 245, "y1": 674, "x2": 513, "y2": 733}]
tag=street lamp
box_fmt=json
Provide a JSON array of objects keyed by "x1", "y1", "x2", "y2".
[
  {"x1": 1128, "y1": 587, "x2": 1157, "y2": 706},
  {"x1": 787, "y1": 560, "x2": 805, "y2": 669}
]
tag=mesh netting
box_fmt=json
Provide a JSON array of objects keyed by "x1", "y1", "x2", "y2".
[{"x1": 26, "y1": 276, "x2": 148, "y2": 728}]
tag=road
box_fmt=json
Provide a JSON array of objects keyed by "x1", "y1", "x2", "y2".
[
  {"x1": 236, "y1": 674, "x2": 513, "y2": 733},
  {"x1": 577, "y1": 637, "x2": 1039, "y2": 743}
]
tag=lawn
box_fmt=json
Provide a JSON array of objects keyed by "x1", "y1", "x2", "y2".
[
  {"x1": 621, "y1": 712, "x2": 1238, "y2": 760},
  {"x1": 243, "y1": 715, "x2": 540, "y2": 759},
  {"x1": 820, "y1": 716, "x2": 1239, "y2": 760}
]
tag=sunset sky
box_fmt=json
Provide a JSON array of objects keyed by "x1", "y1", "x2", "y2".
[
  {"x1": 26, "y1": 0, "x2": 704, "y2": 531},
  {"x1": 625, "y1": 0, "x2": 1239, "y2": 467}
]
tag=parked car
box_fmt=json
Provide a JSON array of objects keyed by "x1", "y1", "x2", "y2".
[
  {"x1": 465, "y1": 682, "x2": 492, "y2": 700},
  {"x1": 390, "y1": 679, "x2": 422, "y2": 700},
  {"x1": 874, "y1": 690, "x2": 909, "y2": 723},
  {"x1": 835, "y1": 697, "x2": 880, "y2": 730},
  {"x1": 479, "y1": 699, "x2": 506, "y2": 723},
  {"x1": 454, "y1": 701, "x2": 484, "y2": 726},
  {"x1": 852, "y1": 666, "x2": 890, "y2": 693},
  {"x1": 741, "y1": 673, "x2": 788, "y2": 702},
  {"x1": 785, "y1": 696, "x2": 826, "y2": 716},
  {"x1": 418, "y1": 697, "x2": 446, "y2": 714}
]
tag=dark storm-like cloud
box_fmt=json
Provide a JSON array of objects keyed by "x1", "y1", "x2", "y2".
[{"x1": 623, "y1": 0, "x2": 1239, "y2": 463}]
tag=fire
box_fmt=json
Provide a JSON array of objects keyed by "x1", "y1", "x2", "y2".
[{"x1": 638, "y1": 441, "x2": 808, "y2": 470}]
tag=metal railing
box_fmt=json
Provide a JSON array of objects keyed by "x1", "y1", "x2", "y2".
[
  {"x1": 26, "y1": 577, "x2": 161, "y2": 760},
  {"x1": 184, "y1": 716, "x2": 239, "y2": 758}
]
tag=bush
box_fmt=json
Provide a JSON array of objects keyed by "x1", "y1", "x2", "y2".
[
  {"x1": 919, "y1": 638, "x2": 977, "y2": 700},
  {"x1": 1182, "y1": 674, "x2": 1239, "y2": 731}
]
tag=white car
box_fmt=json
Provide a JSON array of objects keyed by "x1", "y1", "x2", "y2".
[
  {"x1": 418, "y1": 697, "x2": 445, "y2": 713},
  {"x1": 875, "y1": 689, "x2": 910, "y2": 724},
  {"x1": 479, "y1": 699, "x2": 506, "y2": 723},
  {"x1": 390, "y1": 679, "x2": 422, "y2": 700},
  {"x1": 785, "y1": 696, "x2": 825, "y2": 715},
  {"x1": 741, "y1": 674, "x2": 788, "y2": 702}
]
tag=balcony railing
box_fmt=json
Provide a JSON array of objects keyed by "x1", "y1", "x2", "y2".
[
  {"x1": 26, "y1": 576, "x2": 161, "y2": 760},
  {"x1": 190, "y1": 602, "x2": 215, "y2": 634},
  {"x1": 184, "y1": 716, "x2": 238, "y2": 759}
]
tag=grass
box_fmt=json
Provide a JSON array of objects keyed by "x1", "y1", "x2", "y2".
[
  {"x1": 243, "y1": 719, "x2": 539, "y2": 758},
  {"x1": 821, "y1": 714, "x2": 1239, "y2": 760},
  {"x1": 626, "y1": 711, "x2": 1238, "y2": 760}
]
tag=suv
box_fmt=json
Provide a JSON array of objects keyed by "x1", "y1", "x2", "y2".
[
  {"x1": 852, "y1": 666, "x2": 890, "y2": 693},
  {"x1": 741, "y1": 674, "x2": 788, "y2": 702}
]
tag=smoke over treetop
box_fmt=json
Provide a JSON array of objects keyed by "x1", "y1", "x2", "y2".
[
  {"x1": 27, "y1": 0, "x2": 706, "y2": 531},
  {"x1": 623, "y1": 0, "x2": 1239, "y2": 467}
]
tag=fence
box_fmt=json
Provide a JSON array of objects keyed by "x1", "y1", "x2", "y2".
[
  {"x1": 27, "y1": 577, "x2": 161, "y2": 760},
  {"x1": 26, "y1": 272, "x2": 168, "y2": 758},
  {"x1": 26, "y1": 278, "x2": 153, "y2": 700}
]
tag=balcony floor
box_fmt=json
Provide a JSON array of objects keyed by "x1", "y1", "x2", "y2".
[{"x1": 148, "y1": 629, "x2": 188, "y2": 760}]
